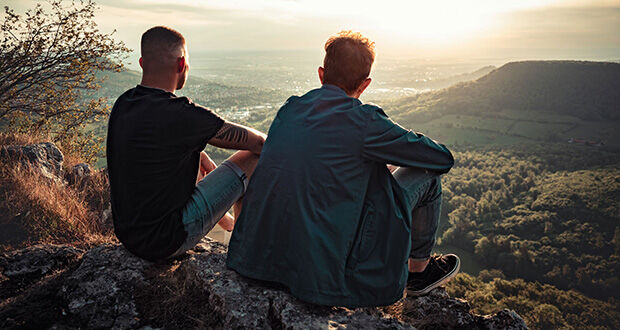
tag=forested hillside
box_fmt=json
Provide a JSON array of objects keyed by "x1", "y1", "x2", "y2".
[
  {"x1": 433, "y1": 144, "x2": 620, "y2": 329},
  {"x1": 446, "y1": 271, "x2": 620, "y2": 329},
  {"x1": 376, "y1": 61, "x2": 620, "y2": 150},
  {"x1": 387, "y1": 61, "x2": 620, "y2": 122},
  {"x1": 438, "y1": 145, "x2": 619, "y2": 300}
]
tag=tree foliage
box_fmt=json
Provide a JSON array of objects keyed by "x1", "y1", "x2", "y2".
[
  {"x1": 437, "y1": 145, "x2": 620, "y2": 300},
  {"x1": 446, "y1": 272, "x2": 620, "y2": 330},
  {"x1": 0, "y1": 0, "x2": 129, "y2": 162}
]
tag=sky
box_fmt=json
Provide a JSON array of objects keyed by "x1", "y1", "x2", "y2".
[{"x1": 5, "y1": 0, "x2": 620, "y2": 65}]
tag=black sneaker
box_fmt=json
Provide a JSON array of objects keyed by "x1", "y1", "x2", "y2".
[{"x1": 406, "y1": 254, "x2": 460, "y2": 297}]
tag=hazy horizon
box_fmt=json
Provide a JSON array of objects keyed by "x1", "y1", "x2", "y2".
[{"x1": 5, "y1": 0, "x2": 620, "y2": 71}]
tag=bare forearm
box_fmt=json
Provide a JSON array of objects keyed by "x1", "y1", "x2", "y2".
[{"x1": 208, "y1": 121, "x2": 266, "y2": 154}]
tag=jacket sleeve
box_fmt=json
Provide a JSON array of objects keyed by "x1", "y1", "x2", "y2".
[{"x1": 361, "y1": 106, "x2": 454, "y2": 174}]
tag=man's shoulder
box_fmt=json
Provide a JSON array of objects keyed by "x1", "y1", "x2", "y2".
[
  {"x1": 358, "y1": 102, "x2": 388, "y2": 119},
  {"x1": 172, "y1": 95, "x2": 214, "y2": 113},
  {"x1": 359, "y1": 102, "x2": 382, "y2": 112},
  {"x1": 112, "y1": 87, "x2": 137, "y2": 106}
]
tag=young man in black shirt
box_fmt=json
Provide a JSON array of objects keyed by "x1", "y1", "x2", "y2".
[{"x1": 107, "y1": 26, "x2": 266, "y2": 261}]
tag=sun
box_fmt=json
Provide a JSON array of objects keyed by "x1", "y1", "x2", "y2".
[
  {"x1": 344, "y1": 0, "x2": 562, "y2": 47},
  {"x1": 369, "y1": 3, "x2": 493, "y2": 45},
  {"x1": 226, "y1": 0, "x2": 565, "y2": 48}
]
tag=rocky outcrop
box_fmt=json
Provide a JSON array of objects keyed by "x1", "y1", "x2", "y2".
[
  {"x1": 0, "y1": 244, "x2": 84, "y2": 299},
  {"x1": 0, "y1": 238, "x2": 528, "y2": 329},
  {"x1": 384, "y1": 288, "x2": 527, "y2": 329},
  {"x1": 66, "y1": 163, "x2": 92, "y2": 184},
  {"x1": 0, "y1": 142, "x2": 64, "y2": 180},
  {"x1": 60, "y1": 244, "x2": 150, "y2": 329},
  {"x1": 0, "y1": 142, "x2": 96, "y2": 186}
]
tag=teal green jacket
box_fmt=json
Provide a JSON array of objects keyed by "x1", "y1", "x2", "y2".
[{"x1": 227, "y1": 84, "x2": 454, "y2": 307}]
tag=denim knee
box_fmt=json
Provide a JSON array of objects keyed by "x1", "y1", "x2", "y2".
[{"x1": 420, "y1": 174, "x2": 442, "y2": 207}]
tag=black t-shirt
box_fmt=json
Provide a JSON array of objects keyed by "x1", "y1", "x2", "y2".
[{"x1": 106, "y1": 85, "x2": 224, "y2": 261}]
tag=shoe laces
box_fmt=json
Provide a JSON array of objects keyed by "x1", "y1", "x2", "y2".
[{"x1": 429, "y1": 255, "x2": 450, "y2": 273}]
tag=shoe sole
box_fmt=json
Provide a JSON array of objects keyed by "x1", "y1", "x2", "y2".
[{"x1": 406, "y1": 255, "x2": 461, "y2": 297}]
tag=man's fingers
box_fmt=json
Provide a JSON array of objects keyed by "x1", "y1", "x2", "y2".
[
  {"x1": 217, "y1": 213, "x2": 235, "y2": 232},
  {"x1": 200, "y1": 151, "x2": 217, "y2": 173}
]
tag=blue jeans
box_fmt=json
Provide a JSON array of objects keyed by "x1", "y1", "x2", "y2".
[
  {"x1": 169, "y1": 160, "x2": 248, "y2": 258},
  {"x1": 392, "y1": 167, "x2": 442, "y2": 261}
]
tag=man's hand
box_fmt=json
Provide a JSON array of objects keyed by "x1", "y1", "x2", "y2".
[
  {"x1": 200, "y1": 151, "x2": 217, "y2": 175},
  {"x1": 217, "y1": 212, "x2": 235, "y2": 232},
  {"x1": 249, "y1": 130, "x2": 267, "y2": 155},
  {"x1": 196, "y1": 151, "x2": 217, "y2": 183},
  {"x1": 208, "y1": 121, "x2": 267, "y2": 155}
]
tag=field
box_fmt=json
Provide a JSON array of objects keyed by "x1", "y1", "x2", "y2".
[{"x1": 401, "y1": 110, "x2": 619, "y2": 150}]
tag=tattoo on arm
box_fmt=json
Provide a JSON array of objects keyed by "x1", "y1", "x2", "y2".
[{"x1": 214, "y1": 122, "x2": 248, "y2": 144}]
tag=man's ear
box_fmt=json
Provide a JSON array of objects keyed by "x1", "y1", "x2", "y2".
[
  {"x1": 318, "y1": 67, "x2": 325, "y2": 84},
  {"x1": 139, "y1": 57, "x2": 143, "y2": 69},
  {"x1": 177, "y1": 57, "x2": 186, "y2": 73},
  {"x1": 357, "y1": 77, "x2": 372, "y2": 95}
]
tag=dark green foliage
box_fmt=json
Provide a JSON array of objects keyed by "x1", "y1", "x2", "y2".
[
  {"x1": 446, "y1": 272, "x2": 620, "y2": 330},
  {"x1": 439, "y1": 145, "x2": 620, "y2": 300}
]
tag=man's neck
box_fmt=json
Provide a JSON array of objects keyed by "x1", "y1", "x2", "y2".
[
  {"x1": 323, "y1": 83, "x2": 361, "y2": 99},
  {"x1": 140, "y1": 76, "x2": 176, "y2": 94}
]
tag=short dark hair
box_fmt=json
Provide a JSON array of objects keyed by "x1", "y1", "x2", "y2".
[
  {"x1": 140, "y1": 26, "x2": 185, "y2": 64},
  {"x1": 323, "y1": 31, "x2": 375, "y2": 94}
]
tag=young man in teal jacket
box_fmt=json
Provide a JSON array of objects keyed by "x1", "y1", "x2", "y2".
[{"x1": 227, "y1": 31, "x2": 459, "y2": 307}]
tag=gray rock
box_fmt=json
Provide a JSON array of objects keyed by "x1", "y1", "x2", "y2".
[
  {"x1": 383, "y1": 286, "x2": 528, "y2": 329},
  {"x1": 1, "y1": 142, "x2": 64, "y2": 180},
  {"x1": 479, "y1": 309, "x2": 529, "y2": 330},
  {"x1": 101, "y1": 203, "x2": 113, "y2": 225},
  {"x1": 181, "y1": 239, "x2": 412, "y2": 329},
  {"x1": 2, "y1": 239, "x2": 528, "y2": 329},
  {"x1": 0, "y1": 244, "x2": 83, "y2": 298},
  {"x1": 0, "y1": 244, "x2": 83, "y2": 278},
  {"x1": 66, "y1": 163, "x2": 92, "y2": 184},
  {"x1": 59, "y1": 244, "x2": 150, "y2": 330}
]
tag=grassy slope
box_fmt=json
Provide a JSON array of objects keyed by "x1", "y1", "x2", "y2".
[
  {"x1": 381, "y1": 61, "x2": 620, "y2": 150},
  {"x1": 0, "y1": 133, "x2": 114, "y2": 250}
]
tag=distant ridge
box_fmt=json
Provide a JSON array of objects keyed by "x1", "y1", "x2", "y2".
[{"x1": 390, "y1": 60, "x2": 620, "y2": 121}]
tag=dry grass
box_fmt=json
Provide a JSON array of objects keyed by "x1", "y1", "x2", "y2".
[
  {"x1": 0, "y1": 132, "x2": 85, "y2": 169},
  {"x1": 0, "y1": 132, "x2": 42, "y2": 146},
  {"x1": 0, "y1": 132, "x2": 115, "y2": 250},
  {"x1": 135, "y1": 262, "x2": 221, "y2": 329}
]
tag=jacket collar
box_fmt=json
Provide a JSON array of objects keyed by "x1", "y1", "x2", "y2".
[{"x1": 321, "y1": 84, "x2": 349, "y2": 97}]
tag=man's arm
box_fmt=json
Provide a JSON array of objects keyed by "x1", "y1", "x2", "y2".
[
  {"x1": 362, "y1": 107, "x2": 454, "y2": 174},
  {"x1": 208, "y1": 121, "x2": 266, "y2": 155}
]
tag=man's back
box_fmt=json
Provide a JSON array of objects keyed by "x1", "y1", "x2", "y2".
[
  {"x1": 227, "y1": 84, "x2": 454, "y2": 307},
  {"x1": 107, "y1": 85, "x2": 223, "y2": 261}
]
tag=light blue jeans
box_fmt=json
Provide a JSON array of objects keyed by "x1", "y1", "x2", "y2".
[
  {"x1": 169, "y1": 160, "x2": 248, "y2": 258},
  {"x1": 392, "y1": 167, "x2": 442, "y2": 261}
]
